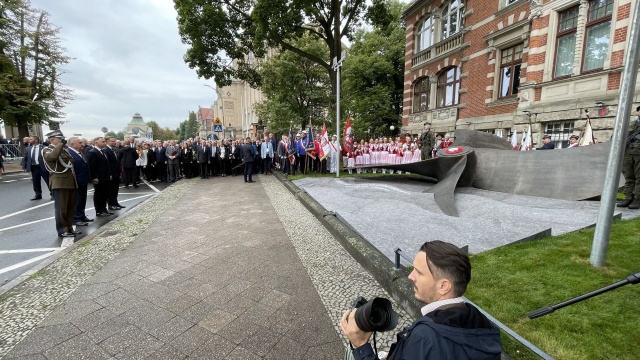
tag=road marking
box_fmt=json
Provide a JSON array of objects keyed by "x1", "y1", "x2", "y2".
[
  {"x1": 2, "y1": 180, "x2": 17, "y2": 183},
  {"x1": 142, "y1": 179, "x2": 161, "y2": 193},
  {"x1": 0, "y1": 201, "x2": 54, "y2": 221},
  {"x1": 0, "y1": 194, "x2": 153, "y2": 233},
  {"x1": 0, "y1": 251, "x2": 59, "y2": 275},
  {"x1": 0, "y1": 248, "x2": 60, "y2": 254}
]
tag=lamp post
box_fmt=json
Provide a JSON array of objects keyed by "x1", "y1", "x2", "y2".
[
  {"x1": 332, "y1": 50, "x2": 346, "y2": 178},
  {"x1": 390, "y1": 125, "x2": 395, "y2": 136}
]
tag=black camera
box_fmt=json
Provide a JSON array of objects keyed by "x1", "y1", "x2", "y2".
[
  {"x1": 350, "y1": 296, "x2": 399, "y2": 332},
  {"x1": 61, "y1": 138, "x2": 67, "y2": 145}
]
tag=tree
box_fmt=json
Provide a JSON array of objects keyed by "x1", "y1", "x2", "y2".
[
  {"x1": 115, "y1": 131, "x2": 125, "y2": 141},
  {"x1": 255, "y1": 35, "x2": 331, "y2": 133},
  {"x1": 177, "y1": 111, "x2": 199, "y2": 141},
  {"x1": 147, "y1": 120, "x2": 178, "y2": 141},
  {"x1": 0, "y1": 0, "x2": 72, "y2": 140},
  {"x1": 342, "y1": 0, "x2": 405, "y2": 138},
  {"x1": 104, "y1": 131, "x2": 117, "y2": 139},
  {"x1": 173, "y1": 0, "x2": 374, "y2": 105}
]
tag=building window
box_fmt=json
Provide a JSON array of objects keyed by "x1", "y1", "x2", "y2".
[
  {"x1": 554, "y1": 5, "x2": 579, "y2": 78},
  {"x1": 436, "y1": 67, "x2": 460, "y2": 108},
  {"x1": 441, "y1": 0, "x2": 464, "y2": 40},
  {"x1": 545, "y1": 121, "x2": 575, "y2": 148},
  {"x1": 416, "y1": 16, "x2": 435, "y2": 52},
  {"x1": 499, "y1": 44, "x2": 523, "y2": 98},
  {"x1": 505, "y1": 0, "x2": 519, "y2": 5},
  {"x1": 583, "y1": 0, "x2": 613, "y2": 72},
  {"x1": 413, "y1": 78, "x2": 430, "y2": 112}
]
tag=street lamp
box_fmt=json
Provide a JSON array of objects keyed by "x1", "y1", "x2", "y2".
[{"x1": 390, "y1": 125, "x2": 395, "y2": 136}]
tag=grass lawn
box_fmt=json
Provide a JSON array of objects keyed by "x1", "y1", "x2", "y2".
[{"x1": 466, "y1": 218, "x2": 640, "y2": 360}]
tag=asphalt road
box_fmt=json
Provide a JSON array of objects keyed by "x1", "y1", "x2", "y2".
[{"x1": 0, "y1": 171, "x2": 173, "y2": 287}]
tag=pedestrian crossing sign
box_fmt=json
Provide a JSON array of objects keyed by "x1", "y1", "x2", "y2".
[{"x1": 213, "y1": 124, "x2": 223, "y2": 132}]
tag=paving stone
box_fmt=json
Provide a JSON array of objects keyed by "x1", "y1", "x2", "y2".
[
  {"x1": 178, "y1": 301, "x2": 217, "y2": 324},
  {"x1": 71, "y1": 307, "x2": 120, "y2": 332},
  {"x1": 168, "y1": 324, "x2": 214, "y2": 355},
  {"x1": 66, "y1": 282, "x2": 119, "y2": 302},
  {"x1": 197, "y1": 308, "x2": 237, "y2": 334},
  {"x1": 224, "y1": 346, "x2": 262, "y2": 360},
  {"x1": 239, "y1": 326, "x2": 282, "y2": 357},
  {"x1": 145, "y1": 269, "x2": 175, "y2": 283},
  {"x1": 187, "y1": 334, "x2": 237, "y2": 359},
  {"x1": 161, "y1": 294, "x2": 199, "y2": 314},
  {"x1": 115, "y1": 302, "x2": 175, "y2": 332},
  {"x1": 144, "y1": 344, "x2": 187, "y2": 360},
  {"x1": 85, "y1": 318, "x2": 135, "y2": 344},
  {"x1": 3, "y1": 323, "x2": 82, "y2": 358},
  {"x1": 216, "y1": 315, "x2": 261, "y2": 345},
  {"x1": 264, "y1": 336, "x2": 308, "y2": 359},
  {"x1": 38, "y1": 300, "x2": 103, "y2": 327},
  {"x1": 99, "y1": 325, "x2": 162, "y2": 358},
  {"x1": 259, "y1": 289, "x2": 291, "y2": 309},
  {"x1": 147, "y1": 316, "x2": 194, "y2": 342},
  {"x1": 43, "y1": 334, "x2": 112, "y2": 360}
]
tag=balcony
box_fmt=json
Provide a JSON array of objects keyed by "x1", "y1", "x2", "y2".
[{"x1": 412, "y1": 32, "x2": 464, "y2": 68}]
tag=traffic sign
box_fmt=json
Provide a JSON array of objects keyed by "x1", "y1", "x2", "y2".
[
  {"x1": 213, "y1": 124, "x2": 223, "y2": 132},
  {"x1": 213, "y1": 117, "x2": 222, "y2": 125},
  {"x1": 145, "y1": 133, "x2": 152, "y2": 139}
]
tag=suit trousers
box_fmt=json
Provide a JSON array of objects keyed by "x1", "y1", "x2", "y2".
[
  {"x1": 123, "y1": 167, "x2": 135, "y2": 186},
  {"x1": 244, "y1": 161, "x2": 253, "y2": 182},
  {"x1": 93, "y1": 181, "x2": 109, "y2": 213},
  {"x1": 30, "y1": 165, "x2": 50, "y2": 196},
  {"x1": 263, "y1": 156, "x2": 272, "y2": 174},
  {"x1": 108, "y1": 176, "x2": 120, "y2": 207},
  {"x1": 199, "y1": 163, "x2": 208, "y2": 178},
  {"x1": 156, "y1": 163, "x2": 167, "y2": 181},
  {"x1": 74, "y1": 184, "x2": 88, "y2": 222},
  {"x1": 53, "y1": 188, "x2": 77, "y2": 235},
  {"x1": 168, "y1": 162, "x2": 179, "y2": 181}
]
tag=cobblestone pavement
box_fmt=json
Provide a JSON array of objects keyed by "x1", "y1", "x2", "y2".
[{"x1": 0, "y1": 174, "x2": 412, "y2": 359}]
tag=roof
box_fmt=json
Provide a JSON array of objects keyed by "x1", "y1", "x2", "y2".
[{"x1": 128, "y1": 113, "x2": 146, "y2": 124}]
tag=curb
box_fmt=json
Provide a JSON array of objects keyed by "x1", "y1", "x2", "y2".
[
  {"x1": 273, "y1": 172, "x2": 423, "y2": 318},
  {"x1": 0, "y1": 189, "x2": 164, "y2": 297}
]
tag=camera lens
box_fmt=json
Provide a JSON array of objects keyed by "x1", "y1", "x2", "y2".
[{"x1": 354, "y1": 297, "x2": 399, "y2": 332}]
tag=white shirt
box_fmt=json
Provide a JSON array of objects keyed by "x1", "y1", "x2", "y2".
[{"x1": 420, "y1": 297, "x2": 466, "y2": 316}]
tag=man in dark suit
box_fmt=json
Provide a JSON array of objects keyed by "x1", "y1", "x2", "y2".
[
  {"x1": 67, "y1": 137, "x2": 92, "y2": 226},
  {"x1": 120, "y1": 136, "x2": 139, "y2": 188},
  {"x1": 241, "y1": 137, "x2": 256, "y2": 183},
  {"x1": 104, "y1": 137, "x2": 126, "y2": 210},
  {"x1": 196, "y1": 141, "x2": 210, "y2": 179},
  {"x1": 535, "y1": 135, "x2": 556, "y2": 150},
  {"x1": 21, "y1": 135, "x2": 51, "y2": 200},
  {"x1": 87, "y1": 137, "x2": 113, "y2": 217},
  {"x1": 155, "y1": 142, "x2": 167, "y2": 182}
]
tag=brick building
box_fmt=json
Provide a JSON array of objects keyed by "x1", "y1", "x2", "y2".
[{"x1": 402, "y1": 0, "x2": 640, "y2": 148}]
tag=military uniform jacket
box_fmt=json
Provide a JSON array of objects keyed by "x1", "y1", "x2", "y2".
[
  {"x1": 43, "y1": 143, "x2": 77, "y2": 190},
  {"x1": 626, "y1": 123, "x2": 640, "y2": 155},
  {"x1": 420, "y1": 131, "x2": 436, "y2": 153}
]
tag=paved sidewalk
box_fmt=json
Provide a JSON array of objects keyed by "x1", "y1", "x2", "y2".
[{"x1": 0, "y1": 175, "x2": 412, "y2": 359}]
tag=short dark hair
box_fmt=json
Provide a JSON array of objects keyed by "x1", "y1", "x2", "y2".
[{"x1": 420, "y1": 241, "x2": 471, "y2": 297}]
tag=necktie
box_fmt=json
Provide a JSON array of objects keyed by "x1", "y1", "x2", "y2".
[{"x1": 31, "y1": 146, "x2": 37, "y2": 165}]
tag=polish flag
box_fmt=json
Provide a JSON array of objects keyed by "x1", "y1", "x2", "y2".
[
  {"x1": 319, "y1": 123, "x2": 332, "y2": 161},
  {"x1": 521, "y1": 125, "x2": 532, "y2": 151},
  {"x1": 511, "y1": 129, "x2": 519, "y2": 150},
  {"x1": 343, "y1": 116, "x2": 354, "y2": 156}
]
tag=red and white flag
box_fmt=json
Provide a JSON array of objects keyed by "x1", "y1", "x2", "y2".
[
  {"x1": 318, "y1": 123, "x2": 332, "y2": 161},
  {"x1": 520, "y1": 125, "x2": 532, "y2": 151},
  {"x1": 511, "y1": 129, "x2": 519, "y2": 150},
  {"x1": 580, "y1": 117, "x2": 595, "y2": 146},
  {"x1": 342, "y1": 116, "x2": 354, "y2": 156}
]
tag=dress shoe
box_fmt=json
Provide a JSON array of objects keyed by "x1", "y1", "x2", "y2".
[
  {"x1": 108, "y1": 206, "x2": 121, "y2": 210},
  {"x1": 60, "y1": 232, "x2": 75, "y2": 238},
  {"x1": 82, "y1": 217, "x2": 94, "y2": 222},
  {"x1": 30, "y1": 195, "x2": 42, "y2": 201},
  {"x1": 248, "y1": 180, "x2": 256, "y2": 183},
  {"x1": 96, "y1": 212, "x2": 110, "y2": 217},
  {"x1": 617, "y1": 197, "x2": 634, "y2": 207},
  {"x1": 73, "y1": 221, "x2": 89, "y2": 226},
  {"x1": 72, "y1": 230, "x2": 83, "y2": 235},
  {"x1": 116, "y1": 204, "x2": 126, "y2": 208}
]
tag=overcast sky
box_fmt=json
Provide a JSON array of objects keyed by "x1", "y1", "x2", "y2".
[{"x1": 30, "y1": 0, "x2": 217, "y2": 139}]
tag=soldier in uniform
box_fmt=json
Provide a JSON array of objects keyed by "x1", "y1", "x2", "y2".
[
  {"x1": 617, "y1": 106, "x2": 640, "y2": 209},
  {"x1": 42, "y1": 130, "x2": 79, "y2": 238},
  {"x1": 419, "y1": 122, "x2": 436, "y2": 160}
]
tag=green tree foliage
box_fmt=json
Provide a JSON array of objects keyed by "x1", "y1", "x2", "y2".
[
  {"x1": 147, "y1": 120, "x2": 178, "y2": 141},
  {"x1": 104, "y1": 131, "x2": 117, "y2": 139},
  {"x1": 255, "y1": 35, "x2": 330, "y2": 134},
  {"x1": 177, "y1": 111, "x2": 199, "y2": 141},
  {"x1": 0, "y1": 0, "x2": 72, "y2": 139},
  {"x1": 173, "y1": 0, "x2": 371, "y2": 101},
  {"x1": 115, "y1": 131, "x2": 125, "y2": 141},
  {"x1": 342, "y1": 0, "x2": 405, "y2": 139}
]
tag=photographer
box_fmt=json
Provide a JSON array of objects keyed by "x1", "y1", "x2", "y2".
[
  {"x1": 340, "y1": 241, "x2": 501, "y2": 360},
  {"x1": 42, "y1": 130, "x2": 79, "y2": 238}
]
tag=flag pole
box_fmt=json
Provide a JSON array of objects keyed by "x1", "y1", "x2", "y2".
[
  {"x1": 333, "y1": 50, "x2": 346, "y2": 178},
  {"x1": 591, "y1": 0, "x2": 640, "y2": 267}
]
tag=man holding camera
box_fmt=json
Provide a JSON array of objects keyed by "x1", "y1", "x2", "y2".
[
  {"x1": 42, "y1": 130, "x2": 79, "y2": 238},
  {"x1": 340, "y1": 241, "x2": 501, "y2": 360}
]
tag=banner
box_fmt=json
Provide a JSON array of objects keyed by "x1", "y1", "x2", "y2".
[
  {"x1": 342, "y1": 116, "x2": 354, "y2": 156},
  {"x1": 580, "y1": 117, "x2": 595, "y2": 146},
  {"x1": 319, "y1": 123, "x2": 332, "y2": 161}
]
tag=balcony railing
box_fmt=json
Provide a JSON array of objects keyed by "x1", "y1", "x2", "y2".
[{"x1": 412, "y1": 32, "x2": 464, "y2": 67}]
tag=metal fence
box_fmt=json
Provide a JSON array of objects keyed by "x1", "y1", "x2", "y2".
[{"x1": 0, "y1": 144, "x2": 23, "y2": 160}]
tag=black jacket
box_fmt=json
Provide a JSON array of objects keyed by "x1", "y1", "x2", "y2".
[
  {"x1": 103, "y1": 146, "x2": 121, "y2": 178},
  {"x1": 240, "y1": 143, "x2": 256, "y2": 163},
  {"x1": 87, "y1": 147, "x2": 111, "y2": 181},
  {"x1": 536, "y1": 142, "x2": 555, "y2": 150},
  {"x1": 120, "y1": 145, "x2": 139, "y2": 168},
  {"x1": 196, "y1": 144, "x2": 210, "y2": 163}
]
